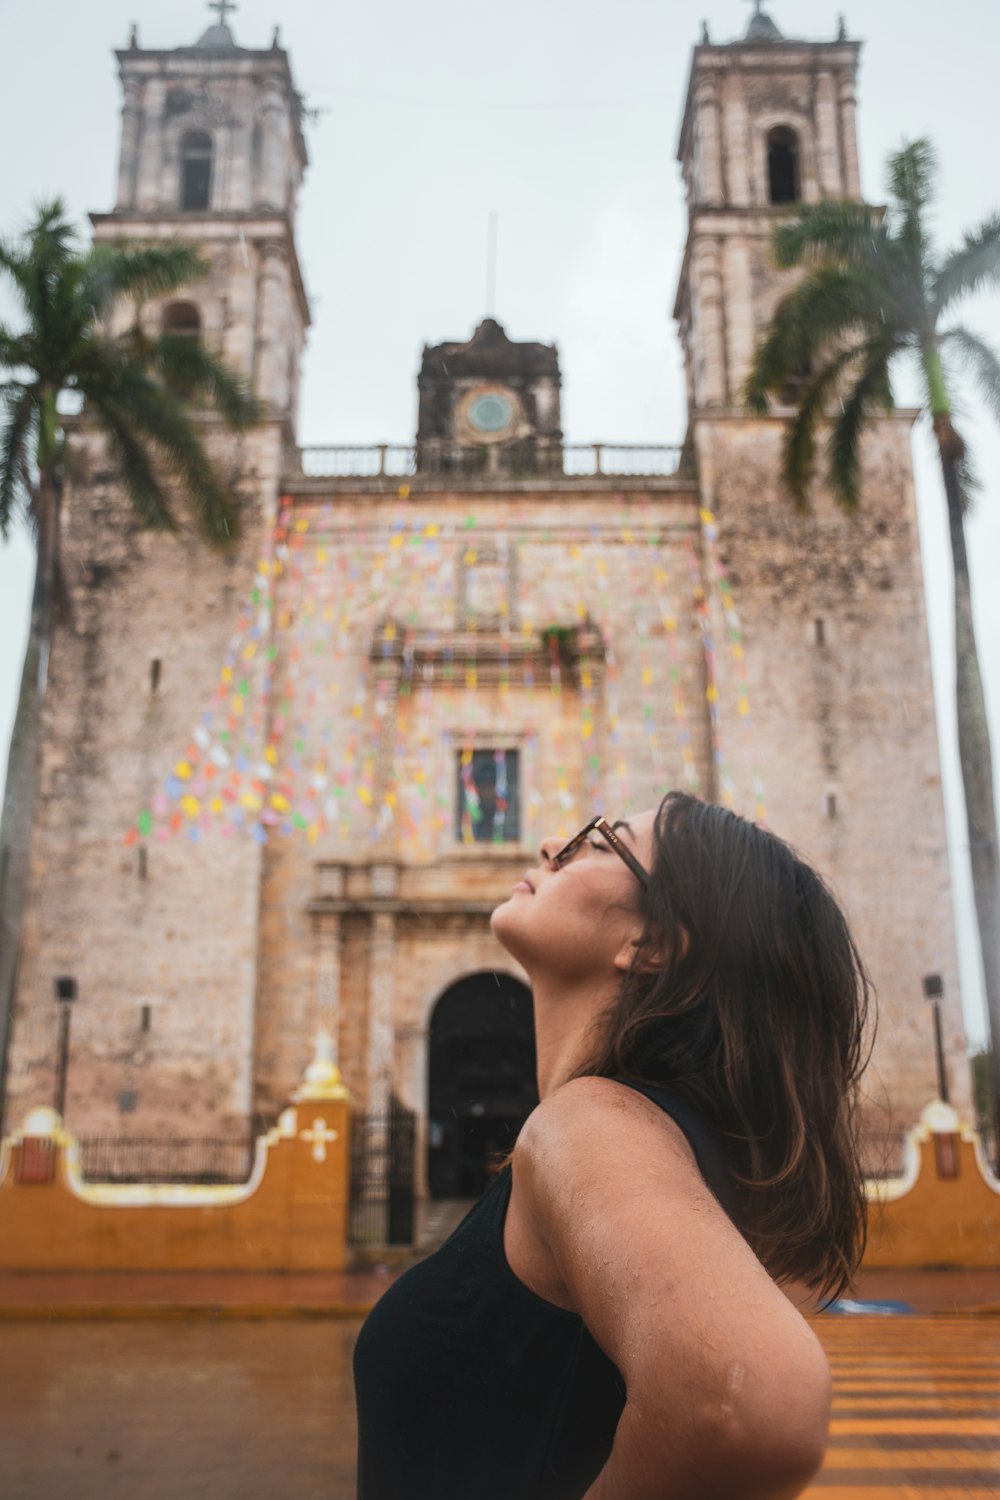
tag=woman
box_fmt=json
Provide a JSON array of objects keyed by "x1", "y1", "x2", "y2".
[{"x1": 353, "y1": 792, "x2": 873, "y2": 1499}]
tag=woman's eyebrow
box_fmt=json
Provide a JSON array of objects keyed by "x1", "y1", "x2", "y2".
[{"x1": 611, "y1": 819, "x2": 635, "y2": 840}]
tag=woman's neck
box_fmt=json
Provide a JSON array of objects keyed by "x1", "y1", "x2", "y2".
[{"x1": 530, "y1": 975, "x2": 615, "y2": 1100}]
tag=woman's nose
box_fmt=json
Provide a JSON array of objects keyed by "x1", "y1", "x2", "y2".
[{"x1": 538, "y1": 836, "x2": 561, "y2": 865}]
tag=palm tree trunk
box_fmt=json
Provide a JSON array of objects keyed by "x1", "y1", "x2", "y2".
[
  {"x1": 938, "y1": 441, "x2": 1000, "y2": 1162},
  {"x1": 0, "y1": 467, "x2": 58, "y2": 1128}
]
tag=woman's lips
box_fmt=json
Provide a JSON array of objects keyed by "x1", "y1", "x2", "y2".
[{"x1": 513, "y1": 877, "x2": 534, "y2": 893}]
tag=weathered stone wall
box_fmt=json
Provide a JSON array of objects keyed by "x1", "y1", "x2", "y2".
[
  {"x1": 249, "y1": 485, "x2": 710, "y2": 1120},
  {"x1": 9, "y1": 450, "x2": 967, "y2": 1143},
  {"x1": 696, "y1": 414, "x2": 970, "y2": 1124},
  {"x1": 3, "y1": 420, "x2": 285, "y2": 1136}
]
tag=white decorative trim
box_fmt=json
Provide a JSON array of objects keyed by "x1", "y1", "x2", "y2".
[
  {"x1": 864, "y1": 1115, "x2": 1000, "y2": 1203},
  {"x1": 60, "y1": 1124, "x2": 287, "y2": 1210},
  {"x1": 864, "y1": 1128, "x2": 921, "y2": 1203}
]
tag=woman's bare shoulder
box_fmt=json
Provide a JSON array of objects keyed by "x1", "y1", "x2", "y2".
[
  {"x1": 514, "y1": 1073, "x2": 831, "y2": 1456},
  {"x1": 519, "y1": 1074, "x2": 708, "y2": 1180}
]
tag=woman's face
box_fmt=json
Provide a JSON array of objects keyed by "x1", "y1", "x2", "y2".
[{"x1": 491, "y1": 808, "x2": 658, "y2": 984}]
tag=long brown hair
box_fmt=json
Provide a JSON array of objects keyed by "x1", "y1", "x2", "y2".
[{"x1": 505, "y1": 792, "x2": 875, "y2": 1303}]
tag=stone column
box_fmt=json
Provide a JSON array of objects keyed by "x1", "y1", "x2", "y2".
[
  {"x1": 116, "y1": 77, "x2": 143, "y2": 210},
  {"x1": 695, "y1": 79, "x2": 724, "y2": 207},
  {"x1": 135, "y1": 78, "x2": 166, "y2": 211},
  {"x1": 837, "y1": 73, "x2": 862, "y2": 199},
  {"x1": 722, "y1": 239, "x2": 755, "y2": 409},
  {"x1": 692, "y1": 237, "x2": 727, "y2": 408},
  {"x1": 257, "y1": 77, "x2": 288, "y2": 211},
  {"x1": 815, "y1": 71, "x2": 841, "y2": 198},
  {"x1": 371, "y1": 646, "x2": 402, "y2": 855},
  {"x1": 315, "y1": 910, "x2": 343, "y2": 1069},
  {"x1": 395, "y1": 1023, "x2": 429, "y2": 1199},
  {"x1": 366, "y1": 906, "x2": 397, "y2": 1117},
  {"x1": 721, "y1": 80, "x2": 750, "y2": 207},
  {"x1": 253, "y1": 240, "x2": 289, "y2": 411}
]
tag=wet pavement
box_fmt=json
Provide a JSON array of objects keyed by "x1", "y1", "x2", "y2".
[
  {"x1": 0, "y1": 1306, "x2": 997, "y2": 1499},
  {"x1": 0, "y1": 1319, "x2": 365, "y2": 1500}
]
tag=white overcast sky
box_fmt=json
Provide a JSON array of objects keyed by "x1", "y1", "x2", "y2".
[{"x1": 1, "y1": 0, "x2": 998, "y2": 1048}]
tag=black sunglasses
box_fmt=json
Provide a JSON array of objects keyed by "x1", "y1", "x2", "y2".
[{"x1": 551, "y1": 816, "x2": 650, "y2": 888}]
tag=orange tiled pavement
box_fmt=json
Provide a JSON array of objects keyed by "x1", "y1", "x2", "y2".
[{"x1": 804, "y1": 1315, "x2": 1000, "y2": 1498}]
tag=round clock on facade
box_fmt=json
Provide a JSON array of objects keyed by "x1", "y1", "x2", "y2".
[
  {"x1": 457, "y1": 385, "x2": 521, "y2": 442},
  {"x1": 467, "y1": 391, "x2": 514, "y2": 433}
]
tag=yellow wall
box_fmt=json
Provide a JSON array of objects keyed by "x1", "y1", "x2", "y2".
[
  {"x1": 0, "y1": 1098, "x2": 351, "y2": 1273},
  {"x1": 863, "y1": 1122, "x2": 1000, "y2": 1269},
  {"x1": 2, "y1": 1097, "x2": 996, "y2": 1275}
]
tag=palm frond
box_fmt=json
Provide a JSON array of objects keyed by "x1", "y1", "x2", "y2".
[
  {"x1": 0, "y1": 323, "x2": 28, "y2": 373},
  {"x1": 87, "y1": 361, "x2": 240, "y2": 546},
  {"x1": 0, "y1": 383, "x2": 37, "y2": 539},
  {"x1": 152, "y1": 335, "x2": 261, "y2": 426},
  {"x1": 887, "y1": 139, "x2": 937, "y2": 223},
  {"x1": 94, "y1": 396, "x2": 181, "y2": 534},
  {"x1": 81, "y1": 243, "x2": 208, "y2": 321},
  {"x1": 932, "y1": 214, "x2": 1000, "y2": 315},
  {"x1": 744, "y1": 263, "x2": 903, "y2": 409},
  {"x1": 778, "y1": 344, "x2": 869, "y2": 508},
  {"x1": 8, "y1": 201, "x2": 79, "y2": 334},
  {"x1": 771, "y1": 201, "x2": 889, "y2": 271},
  {"x1": 149, "y1": 415, "x2": 241, "y2": 547},
  {"x1": 0, "y1": 238, "x2": 33, "y2": 320},
  {"x1": 941, "y1": 325, "x2": 1000, "y2": 427},
  {"x1": 957, "y1": 450, "x2": 980, "y2": 516},
  {"x1": 827, "y1": 347, "x2": 897, "y2": 509}
]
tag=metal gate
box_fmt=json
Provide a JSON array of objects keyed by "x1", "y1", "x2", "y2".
[{"x1": 349, "y1": 1099, "x2": 416, "y2": 1246}]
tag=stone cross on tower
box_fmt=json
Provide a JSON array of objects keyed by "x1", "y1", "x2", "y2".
[{"x1": 209, "y1": 0, "x2": 237, "y2": 26}]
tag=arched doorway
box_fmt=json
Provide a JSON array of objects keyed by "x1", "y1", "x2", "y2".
[{"x1": 427, "y1": 972, "x2": 536, "y2": 1198}]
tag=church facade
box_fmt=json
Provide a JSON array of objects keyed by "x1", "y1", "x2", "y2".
[{"x1": 3, "y1": 8, "x2": 971, "y2": 1203}]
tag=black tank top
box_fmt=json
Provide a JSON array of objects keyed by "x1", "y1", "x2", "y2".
[{"x1": 352, "y1": 1077, "x2": 743, "y2": 1500}]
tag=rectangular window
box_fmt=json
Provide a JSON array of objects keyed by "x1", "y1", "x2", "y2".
[
  {"x1": 181, "y1": 158, "x2": 212, "y2": 211},
  {"x1": 455, "y1": 748, "x2": 520, "y2": 844}
]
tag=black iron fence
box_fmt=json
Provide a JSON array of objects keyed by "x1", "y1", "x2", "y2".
[
  {"x1": 77, "y1": 1136, "x2": 256, "y2": 1185},
  {"x1": 859, "y1": 1133, "x2": 910, "y2": 1181},
  {"x1": 860, "y1": 1125, "x2": 998, "y2": 1181},
  {"x1": 349, "y1": 1102, "x2": 416, "y2": 1247}
]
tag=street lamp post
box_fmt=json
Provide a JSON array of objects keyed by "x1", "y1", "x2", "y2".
[
  {"x1": 53, "y1": 975, "x2": 77, "y2": 1119},
  {"x1": 922, "y1": 973, "x2": 950, "y2": 1104}
]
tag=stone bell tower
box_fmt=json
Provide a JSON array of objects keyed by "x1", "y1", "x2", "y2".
[
  {"x1": 93, "y1": 3, "x2": 310, "y2": 421},
  {"x1": 2, "y1": 9, "x2": 312, "y2": 1140},
  {"x1": 673, "y1": 5, "x2": 971, "y2": 1122},
  {"x1": 674, "y1": 2, "x2": 861, "y2": 413}
]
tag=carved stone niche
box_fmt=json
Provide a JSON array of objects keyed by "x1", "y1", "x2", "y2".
[{"x1": 456, "y1": 542, "x2": 518, "y2": 631}]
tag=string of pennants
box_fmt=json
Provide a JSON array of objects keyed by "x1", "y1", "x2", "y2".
[{"x1": 123, "y1": 496, "x2": 764, "y2": 851}]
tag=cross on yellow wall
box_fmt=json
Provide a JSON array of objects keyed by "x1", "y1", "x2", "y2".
[{"x1": 300, "y1": 1117, "x2": 338, "y2": 1163}]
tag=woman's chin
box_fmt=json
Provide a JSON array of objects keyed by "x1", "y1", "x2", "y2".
[
  {"x1": 490, "y1": 900, "x2": 522, "y2": 952},
  {"x1": 490, "y1": 901, "x2": 511, "y2": 940}
]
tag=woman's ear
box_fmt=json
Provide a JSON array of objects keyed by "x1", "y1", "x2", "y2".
[{"x1": 613, "y1": 926, "x2": 689, "y2": 976}]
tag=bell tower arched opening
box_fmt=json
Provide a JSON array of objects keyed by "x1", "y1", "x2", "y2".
[
  {"x1": 180, "y1": 131, "x2": 214, "y2": 210},
  {"x1": 767, "y1": 126, "x2": 801, "y2": 204},
  {"x1": 427, "y1": 972, "x2": 536, "y2": 1199}
]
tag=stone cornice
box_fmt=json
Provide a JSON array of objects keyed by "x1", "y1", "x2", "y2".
[{"x1": 89, "y1": 212, "x2": 311, "y2": 327}]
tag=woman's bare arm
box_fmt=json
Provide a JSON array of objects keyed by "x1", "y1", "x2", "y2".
[{"x1": 515, "y1": 1076, "x2": 832, "y2": 1500}]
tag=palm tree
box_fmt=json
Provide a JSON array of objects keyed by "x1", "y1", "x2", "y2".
[
  {"x1": 0, "y1": 199, "x2": 260, "y2": 1114},
  {"x1": 745, "y1": 139, "x2": 1000, "y2": 1146}
]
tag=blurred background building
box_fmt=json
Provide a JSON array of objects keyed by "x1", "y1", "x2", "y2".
[{"x1": 1, "y1": 5, "x2": 970, "y2": 1208}]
